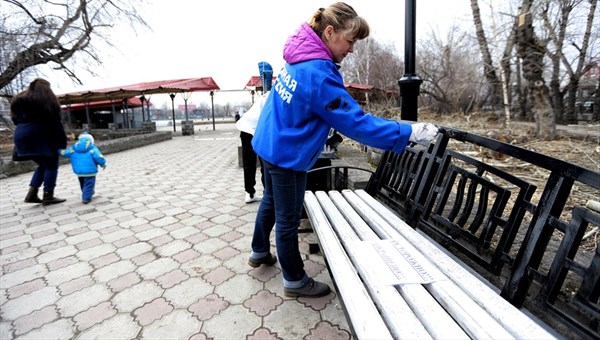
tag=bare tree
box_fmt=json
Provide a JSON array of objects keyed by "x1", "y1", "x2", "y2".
[
  {"x1": 540, "y1": 0, "x2": 598, "y2": 123},
  {"x1": 469, "y1": 0, "x2": 598, "y2": 139},
  {"x1": 0, "y1": 0, "x2": 149, "y2": 95},
  {"x1": 341, "y1": 38, "x2": 403, "y2": 91},
  {"x1": 471, "y1": 0, "x2": 524, "y2": 127},
  {"x1": 417, "y1": 25, "x2": 485, "y2": 114}
]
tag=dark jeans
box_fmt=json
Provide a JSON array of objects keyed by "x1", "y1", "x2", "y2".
[
  {"x1": 29, "y1": 156, "x2": 59, "y2": 192},
  {"x1": 240, "y1": 131, "x2": 264, "y2": 195},
  {"x1": 251, "y1": 160, "x2": 309, "y2": 288},
  {"x1": 78, "y1": 176, "x2": 96, "y2": 201}
]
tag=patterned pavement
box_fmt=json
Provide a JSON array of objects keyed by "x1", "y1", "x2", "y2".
[{"x1": 0, "y1": 124, "x2": 352, "y2": 339}]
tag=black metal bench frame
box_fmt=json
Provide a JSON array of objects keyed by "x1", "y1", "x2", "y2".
[{"x1": 307, "y1": 124, "x2": 600, "y2": 339}]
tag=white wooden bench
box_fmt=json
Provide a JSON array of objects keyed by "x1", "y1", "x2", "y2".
[{"x1": 304, "y1": 188, "x2": 557, "y2": 339}]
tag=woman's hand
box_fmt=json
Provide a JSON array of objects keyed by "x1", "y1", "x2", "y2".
[{"x1": 409, "y1": 123, "x2": 439, "y2": 143}]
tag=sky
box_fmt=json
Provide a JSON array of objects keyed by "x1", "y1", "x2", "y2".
[{"x1": 41, "y1": 0, "x2": 473, "y2": 109}]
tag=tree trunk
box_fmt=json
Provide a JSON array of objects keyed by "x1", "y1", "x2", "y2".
[
  {"x1": 533, "y1": 81, "x2": 556, "y2": 140},
  {"x1": 595, "y1": 78, "x2": 600, "y2": 119},
  {"x1": 516, "y1": 0, "x2": 556, "y2": 140},
  {"x1": 564, "y1": 80, "x2": 579, "y2": 122},
  {"x1": 515, "y1": 57, "x2": 529, "y2": 120},
  {"x1": 470, "y1": 0, "x2": 502, "y2": 119}
]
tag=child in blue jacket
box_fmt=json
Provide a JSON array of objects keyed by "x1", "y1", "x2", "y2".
[{"x1": 59, "y1": 132, "x2": 106, "y2": 204}]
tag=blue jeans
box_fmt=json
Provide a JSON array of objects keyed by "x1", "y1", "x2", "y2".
[
  {"x1": 251, "y1": 160, "x2": 309, "y2": 288},
  {"x1": 29, "y1": 156, "x2": 59, "y2": 192},
  {"x1": 78, "y1": 176, "x2": 96, "y2": 201}
]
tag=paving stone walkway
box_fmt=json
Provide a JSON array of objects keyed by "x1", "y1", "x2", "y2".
[{"x1": 0, "y1": 124, "x2": 351, "y2": 339}]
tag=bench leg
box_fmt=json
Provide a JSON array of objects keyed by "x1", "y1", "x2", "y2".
[{"x1": 309, "y1": 243, "x2": 320, "y2": 254}]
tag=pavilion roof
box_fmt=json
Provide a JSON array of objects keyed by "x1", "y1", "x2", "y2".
[{"x1": 57, "y1": 77, "x2": 220, "y2": 105}]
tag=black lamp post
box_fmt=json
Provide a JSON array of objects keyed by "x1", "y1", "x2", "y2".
[
  {"x1": 210, "y1": 91, "x2": 216, "y2": 131},
  {"x1": 183, "y1": 98, "x2": 189, "y2": 121},
  {"x1": 398, "y1": 0, "x2": 421, "y2": 122},
  {"x1": 250, "y1": 90, "x2": 255, "y2": 104},
  {"x1": 110, "y1": 101, "x2": 116, "y2": 128},
  {"x1": 66, "y1": 104, "x2": 72, "y2": 127},
  {"x1": 122, "y1": 99, "x2": 128, "y2": 128},
  {"x1": 140, "y1": 95, "x2": 146, "y2": 122},
  {"x1": 169, "y1": 93, "x2": 176, "y2": 132},
  {"x1": 146, "y1": 97, "x2": 151, "y2": 122},
  {"x1": 84, "y1": 102, "x2": 91, "y2": 129}
]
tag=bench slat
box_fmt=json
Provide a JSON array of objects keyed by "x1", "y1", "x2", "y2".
[
  {"x1": 340, "y1": 190, "x2": 516, "y2": 339},
  {"x1": 303, "y1": 192, "x2": 393, "y2": 340},
  {"x1": 354, "y1": 189, "x2": 556, "y2": 339},
  {"x1": 315, "y1": 191, "x2": 435, "y2": 339},
  {"x1": 325, "y1": 191, "x2": 471, "y2": 339}
]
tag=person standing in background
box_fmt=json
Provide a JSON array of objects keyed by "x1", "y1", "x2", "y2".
[
  {"x1": 11, "y1": 78, "x2": 67, "y2": 205},
  {"x1": 236, "y1": 61, "x2": 273, "y2": 203},
  {"x1": 248, "y1": 2, "x2": 439, "y2": 298}
]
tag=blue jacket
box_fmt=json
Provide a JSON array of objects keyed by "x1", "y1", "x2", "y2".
[
  {"x1": 59, "y1": 137, "x2": 106, "y2": 176},
  {"x1": 252, "y1": 23, "x2": 412, "y2": 171}
]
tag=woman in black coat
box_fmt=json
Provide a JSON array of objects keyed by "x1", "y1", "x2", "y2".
[{"x1": 11, "y1": 78, "x2": 67, "y2": 205}]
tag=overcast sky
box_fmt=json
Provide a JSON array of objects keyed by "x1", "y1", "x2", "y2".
[{"x1": 41, "y1": 0, "x2": 473, "y2": 108}]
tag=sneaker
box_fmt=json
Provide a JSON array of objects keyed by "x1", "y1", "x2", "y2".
[
  {"x1": 284, "y1": 278, "x2": 331, "y2": 298},
  {"x1": 245, "y1": 193, "x2": 262, "y2": 204},
  {"x1": 82, "y1": 199, "x2": 91, "y2": 204},
  {"x1": 248, "y1": 253, "x2": 277, "y2": 268}
]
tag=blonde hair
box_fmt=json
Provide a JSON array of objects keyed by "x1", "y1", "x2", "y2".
[{"x1": 308, "y1": 2, "x2": 369, "y2": 41}]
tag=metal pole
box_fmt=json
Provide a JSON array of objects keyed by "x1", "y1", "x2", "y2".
[
  {"x1": 66, "y1": 105, "x2": 72, "y2": 127},
  {"x1": 170, "y1": 93, "x2": 176, "y2": 132},
  {"x1": 184, "y1": 98, "x2": 189, "y2": 121},
  {"x1": 122, "y1": 99, "x2": 128, "y2": 128},
  {"x1": 210, "y1": 91, "x2": 216, "y2": 131},
  {"x1": 398, "y1": 0, "x2": 422, "y2": 122},
  {"x1": 85, "y1": 103, "x2": 91, "y2": 128},
  {"x1": 140, "y1": 96, "x2": 146, "y2": 122},
  {"x1": 111, "y1": 101, "x2": 116, "y2": 127},
  {"x1": 146, "y1": 98, "x2": 151, "y2": 121}
]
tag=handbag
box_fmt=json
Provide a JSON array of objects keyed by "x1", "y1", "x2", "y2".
[{"x1": 12, "y1": 147, "x2": 29, "y2": 162}]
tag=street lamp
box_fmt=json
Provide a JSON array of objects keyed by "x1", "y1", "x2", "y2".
[
  {"x1": 170, "y1": 93, "x2": 176, "y2": 132},
  {"x1": 398, "y1": 0, "x2": 421, "y2": 122},
  {"x1": 210, "y1": 91, "x2": 216, "y2": 131},
  {"x1": 140, "y1": 95, "x2": 146, "y2": 122},
  {"x1": 145, "y1": 96, "x2": 152, "y2": 122}
]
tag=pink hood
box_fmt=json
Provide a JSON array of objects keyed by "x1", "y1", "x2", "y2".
[{"x1": 283, "y1": 23, "x2": 333, "y2": 64}]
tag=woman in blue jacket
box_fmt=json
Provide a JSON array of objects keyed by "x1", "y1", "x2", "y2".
[
  {"x1": 249, "y1": 2, "x2": 439, "y2": 297},
  {"x1": 11, "y1": 78, "x2": 67, "y2": 205}
]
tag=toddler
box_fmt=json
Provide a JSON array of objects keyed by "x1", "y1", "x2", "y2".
[{"x1": 59, "y1": 132, "x2": 106, "y2": 203}]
